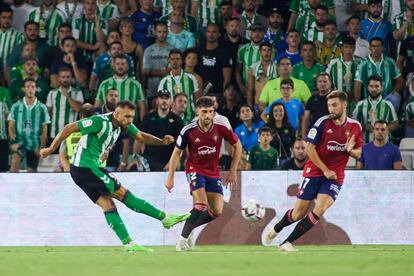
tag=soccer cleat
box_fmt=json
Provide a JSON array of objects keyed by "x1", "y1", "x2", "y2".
[
  {"x1": 162, "y1": 212, "x2": 191, "y2": 229},
  {"x1": 187, "y1": 231, "x2": 195, "y2": 250},
  {"x1": 175, "y1": 236, "x2": 191, "y2": 252},
  {"x1": 278, "y1": 242, "x2": 298, "y2": 252},
  {"x1": 264, "y1": 228, "x2": 278, "y2": 245},
  {"x1": 124, "y1": 242, "x2": 154, "y2": 252}
]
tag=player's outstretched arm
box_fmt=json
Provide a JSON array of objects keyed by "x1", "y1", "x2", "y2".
[
  {"x1": 134, "y1": 131, "x2": 174, "y2": 146},
  {"x1": 226, "y1": 140, "x2": 242, "y2": 189},
  {"x1": 165, "y1": 147, "x2": 183, "y2": 193},
  {"x1": 40, "y1": 122, "x2": 80, "y2": 158},
  {"x1": 306, "y1": 142, "x2": 337, "y2": 180}
]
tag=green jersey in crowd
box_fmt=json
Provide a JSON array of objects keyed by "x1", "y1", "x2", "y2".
[{"x1": 247, "y1": 145, "x2": 279, "y2": 170}]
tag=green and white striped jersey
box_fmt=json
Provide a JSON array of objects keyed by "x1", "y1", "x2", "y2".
[
  {"x1": 406, "y1": 96, "x2": 414, "y2": 122},
  {"x1": 295, "y1": 9, "x2": 315, "y2": 36},
  {"x1": 302, "y1": 26, "x2": 324, "y2": 43},
  {"x1": 355, "y1": 54, "x2": 401, "y2": 100},
  {"x1": 71, "y1": 113, "x2": 139, "y2": 168},
  {"x1": 251, "y1": 60, "x2": 278, "y2": 81},
  {"x1": 7, "y1": 98, "x2": 50, "y2": 151},
  {"x1": 0, "y1": 87, "x2": 11, "y2": 140},
  {"x1": 326, "y1": 55, "x2": 362, "y2": 93},
  {"x1": 154, "y1": 0, "x2": 171, "y2": 16},
  {"x1": 0, "y1": 28, "x2": 24, "y2": 70},
  {"x1": 97, "y1": 1, "x2": 120, "y2": 21},
  {"x1": 28, "y1": 7, "x2": 64, "y2": 46},
  {"x1": 96, "y1": 76, "x2": 145, "y2": 105},
  {"x1": 158, "y1": 69, "x2": 199, "y2": 122},
  {"x1": 237, "y1": 43, "x2": 262, "y2": 86},
  {"x1": 290, "y1": 0, "x2": 334, "y2": 15},
  {"x1": 194, "y1": 0, "x2": 222, "y2": 27},
  {"x1": 352, "y1": 96, "x2": 398, "y2": 142},
  {"x1": 392, "y1": 11, "x2": 414, "y2": 54},
  {"x1": 46, "y1": 86, "x2": 84, "y2": 138}
]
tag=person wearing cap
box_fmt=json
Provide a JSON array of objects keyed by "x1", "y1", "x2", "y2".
[
  {"x1": 263, "y1": 8, "x2": 287, "y2": 55},
  {"x1": 275, "y1": 29, "x2": 302, "y2": 66},
  {"x1": 237, "y1": 22, "x2": 272, "y2": 96},
  {"x1": 238, "y1": 0, "x2": 267, "y2": 40},
  {"x1": 9, "y1": 56, "x2": 50, "y2": 103},
  {"x1": 132, "y1": 89, "x2": 183, "y2": 171},
  {"x1": 288, "y1": 0, "x2": 335, "y2": 32},
  {"x1": 359, "y1": 0, "x2": 393, "y2": 55}
]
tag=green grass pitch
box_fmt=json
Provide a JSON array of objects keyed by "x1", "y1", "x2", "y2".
[{"x1": 1, "y1": 245, "x2": 413, "y2": 276}]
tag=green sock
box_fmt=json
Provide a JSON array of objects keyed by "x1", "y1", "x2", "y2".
[
  {"x1": 123, "y1": 191, "x2": 166, "y2": 220},
  {"x1": 104, "y1": 210, "x2": 132, "y2": 245}
]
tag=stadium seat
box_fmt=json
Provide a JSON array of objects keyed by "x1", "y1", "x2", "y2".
[
  {"x1": 399, "y1": 138, "x2": 414, "y2": 170},
  {"x1": 402, "y1": 154, "x2": 413, "y2": 170},
  {"x1": 399, "y1": 138, "x2": 414, "y2": 150}
]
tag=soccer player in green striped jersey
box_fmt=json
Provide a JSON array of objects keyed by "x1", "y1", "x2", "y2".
[
  {"x1": 40, "y1": 100, "x2": 191, "y2": 252},
  {"x1": 46, "y1": 67, "x2": 84, "y2": 138},
  {"x1": 72, "y1": 0, "x2": 107, "y2": 64},
  {"x1": 352, "y1": 75, "x2": 399, "y2": 142},
  {"x1": 97, "y1": 0, "x2": 120, "y2": 31},
  {"x1": 96, "y1": 54, "x2": 146, "y2": 120},
  {"x1": 0, "y1": 7, "x2": 24, "y2": 78},
  {"x1": 28, "y1": 0, "x2": 64, "y2": 46},
  {"x1": 8, "y1": 79, "x2": 50, "y2": 172},
  {"x1": 0, "y1": 86, "x2": 11, "y2": 172},
  {"x1": 158, "y1": 49, "x2": 199, "y2": 122}
]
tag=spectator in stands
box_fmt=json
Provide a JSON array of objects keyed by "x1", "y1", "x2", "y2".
[
  {"x1": 171, "y1": 92, "x2": 189, "y2": 124},
  {"x1": 11, "y1": 0, "x2": 33, "y2": 33},
  {"x1": 89, "y1": 41, "x2": 135, "y2": 91},
  {"x1": 58, "y1": 103, "x2": 95, "y2": 172},
  {"x1": 262, "y1": 78, "x2": 304, "y2": 133},
  {"x1": 301, "y1": 72, "x2": 332, "y2": 138},
  {"x1": 359, "y1": 0, "x2": 393, "y2": 55},
  {"x1": 46, "y1": 67, "x2": 83, "y2": 140},
  {"x1": 247, "y1": 41, "x2": 277, "y2": 109},
  {"x1": 113, "y1": 0, "x2": 137, "y2": 18},
  {"x1": 119, "y1": 18, "x2": 144, "y2": 80},
  {"x1": 345, "y1": 15, "x2": 369, "y2": 59},
  {"x1": 8, "y1": 78, "x2": 50, "y2": 172},
  {"x1": 281, "y1": 138, "x2": 307, "y2": 170},
  {"x1": 56, "y1": 0, "x2": 83, "y2": 24},
  {"x1": 143, "y1": 22, "x2": 173, "y2": 106},
  {"x1": 238, "y1": 0, "x2": 267, "y2": 40},
  {"x1": 259, "y1": 57, "x2": 311, "y2": 110},
  {"x1": 166, "y1": 10, "x2": 195, "y2": 52},
  {"x1": 396, "y1": 34, "x2": 414, "y2": 79},
  {"x1": 159, "y1": 0, "x2": 198, "y2": 35},
  {"x1": 196, "y1": 23, "x2": 232, "y2": 96},
  {"x1": 97, "y1": 0, "x2": 120, "y2": 31},
  {"x1": 357, "y1": 120, "x2": 402, "y2": 170},
  {"x1": 9, "y1": 57, "x2": 50, "y2": 103},
  {"x1": 392, "y1": 0, "x2": 414, "y2": 55},
  {"x1": 315, "y1": 20, "x2": 341, "y2": 66},
  {"x1": 217, "y1": 82, "x2": 242, "y2": 129},
  {"x1": 353, "y1": 75, "x2": 399, "y2": 143},
  {"x1": 134, "y1": 90, "x2": 183, "y2": 171},
  {"x1": 292, "y1": 41, "x2": 326, "y2": 92},
  {"x1": 237, "y1": 23, "x2": 267, "y2": 95},
  {"x1": 191, "y1": 0, "x2": 221, "y2": 37},
  {"x1": 326, "y1": 36, "x2": 361, "y2": 110},
  {"x1": 106, "y1": 30, "x2": 121, "y2": 45},
  {"x1": 0, "y1": 85, "x2": 11, "y2": 172},
  {"x1": 218, "y1": 0, "x2": 232, "y2": 37},
  {"x1": 130, "y1": 0, "x2": 160, "y2": 49},
  {"x1": 265, "y1": 102, "x2": 295, "y2": 164},
  {"x1": 72, "y1": 0, "x2": 107, "y2": 66},
  {"x1": 245, "y1": 126, "x2": 278, "y2": 170},
  {"x1": 28, "y1": 0, "x2": 64, "y2": 47},
  {"x1": 9, "y1": 43, "x2": 36, "y2": 83},
  {"x1": 263, "y1": 8, "x2": 287, "y2": 55},
  {"x1": 183, "y1": 48, "x2": 203, "y2": 96},
  {"x1": 95, "y1": 54, "x2": 146, "y2": 120},
  {"x1": 301, "y1": 5, "x2": 329, "y2": 43},
  {"x1": 50, "y1": 36, "x2": 88, "y2": 88},
  {"x1": 275, "y1": 29, "x2": 302, "y2": 66},
  {"x1": 0, "y1": 6, "x2": 24, "y2": 82},
  {"x1": 235, "y1": 104, "x2": 264, "y2": 153},
  {"x1": 44, "y1": 23, "x2": 75, "y2": 70},
  {"x1": 351, "y1": 0, "x2": 399, "y2": 22},
  {"x1": 405, "y1": 74, "x2": 414, "y2": 137},
  {"x1": 289, "y1": 0, "x2": 335, "y2": 32},
  {"x1": 354, "y1": 37, "x2": 403, "y2": 111},
  {"x1": 158, "y1": 49, "x2": 199, "y2": 123}
]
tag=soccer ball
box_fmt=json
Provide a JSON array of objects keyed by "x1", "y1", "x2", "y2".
[{"x1": 241, "y1": 199, "x2": 266, "y2": 222}]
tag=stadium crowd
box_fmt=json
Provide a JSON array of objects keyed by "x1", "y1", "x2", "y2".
[{"x1": 0, "y1": 0, "x2": 409, "y2": 173}]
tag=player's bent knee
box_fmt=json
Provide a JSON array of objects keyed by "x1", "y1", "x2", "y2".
[{"x1": 96, "y1": 196, "x2": 116, "y2": 212}]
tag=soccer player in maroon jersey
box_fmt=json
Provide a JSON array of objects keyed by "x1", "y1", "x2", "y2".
[
  {"x1": 165, "y1": 96, "x2": 242, "y2": 251},
  {"x1": 265, "y1": 91, "x2": 363, "y2": 251}
]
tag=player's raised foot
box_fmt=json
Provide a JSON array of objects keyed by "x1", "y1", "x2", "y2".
[
  {"x1": 175, "y1": 236, "x2": 191, "y2": 252},
  {"x1": 264, "y1": 228, "x2": 278, "y2": 244},
  {"x1": 278, "y1": 242, "x2": 298, "y2": 252},
  {"x1": 124, "y1": 242, "x2": 154, "y2": 253},
  {"x1": 187, "y1": 231, "x2": 195, "y2": 250},
  {"x1": 162, "y1": 212, "x2": 191, "y2": 229}
]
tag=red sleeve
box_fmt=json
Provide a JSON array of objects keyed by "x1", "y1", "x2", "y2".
[{"x1": 220, "y1": 125, "x2": 239, "y2": 145}]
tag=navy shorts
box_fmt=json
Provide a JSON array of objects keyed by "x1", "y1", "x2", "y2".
[
  {"x1": 186, "y1": 172, "x2": 223, "y2": 195},
  {"x1": 297, "y1": 176, "x2": 342, "y2": 201}
]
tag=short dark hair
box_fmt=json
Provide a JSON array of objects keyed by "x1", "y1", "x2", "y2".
[
  {"x1": 79, "y1": 103, "x2": 95, "y2": 119},
  {"x1": 117, "y1": 100, "x2": 136, "y2": 110},
  {"x1": 239, "y1": 104, "x2": 253, "y2": 112},
  {"x1": 24, "y1": 20, "x2": 39, "y2": 30},
  {"x1": 183, "y1": 47, "x2": 198, "y2": 60},
  {"x1": 315, "y1": 5, "x2": 329, "y2": 13},
  {"x1": 23, "y1": 78, "x2": 36, "y2": 86},
  {"x1": 196, "y1": 96, "x2": 215, "y2": 108},
  {"x1": 227, "y1": 17, "x2": 240, "y2": 23},
  {"x1": 206, "y1": 23, "x2": 220, "y2": 30},
  {"x1": 326, "y1": 90, "x2": 348, "y2": 102},
  {"x1": 280, "y1": 78, "x2": 294, "y2": 89},
  {"x1": 259, "y1": 41, "x2": 273, "y2": 50},
  {"x1": 0, "y1": 5, "x2": 13, "y2": 15},
  {"x1": 370, "y1": 37, "x2": 383, "y2": 45},
  {"x1": 316, "y1": 72, "x2": 332, "y2": 82},
  {"x1": 169, "y1": 48, "x2": 183, "y2": 58},
  {"x1": 374, "y1": 120, "x2": 388, "y2": 126},
  {"x1": 58, "y1": 66, "x2": 72, "y2": 75},
  {"x1": 173, "y1": 92, "x2": 188, "y2": 101},
  {"x1": 109, "y1": 41, "x2": 123, "y2": 48},
  {"x1": 301, "y1": 40, "x2": 315, "y2": 49},
  {"x1": 368, "y1": 74, "x2": 382, "y2": 84},
  {"x1": 278, "y1": 56, "x2": 292, "y2": 65},
  {"x1": 61, "y1": 36, "x2": 76, "y2": 46},
  {"x1": 287, "y1": 29, "x2": 299, "y2": 36},
  {"x1": 155, "y1": 21, "x2": 168, "y2": 29},
  {"x1": 346, "y1": 15, "x2": 360, "y2": 25},
  {"x1": 259, "y1": 126, "x2": 273, "y2": 135},
  {"x1": 58, "y1": 22, "x2": 72, "y2": 31},
  {"x1": 324, "y1": 19, "x2": 337, "y2": 28},
  {"x1": 113, "y1": 53, "x2": 129, "y2": 62},
  {"x1": 342, "y1": 36, "x2": 356, "y2": 46}
]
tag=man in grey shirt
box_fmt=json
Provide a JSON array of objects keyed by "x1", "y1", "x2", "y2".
[{"x1": 143, "y1": 21, "x2": 174, "y2": 108}]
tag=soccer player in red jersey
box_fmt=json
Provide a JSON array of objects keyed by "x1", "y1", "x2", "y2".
[
  {"x1": 165, "y1": 96, "x2": 242, "y2": 251},
  {"x1": 265, "y1": 91, "x2": 363, "y2": 251}
]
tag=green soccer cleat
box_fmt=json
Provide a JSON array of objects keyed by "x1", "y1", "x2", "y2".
[
  {"x1": 162, "y1": 212, "x2": 191, "y2": 229},
  {"x1": 124, "y1": 242, "x2": 154, "y2": 253}
]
